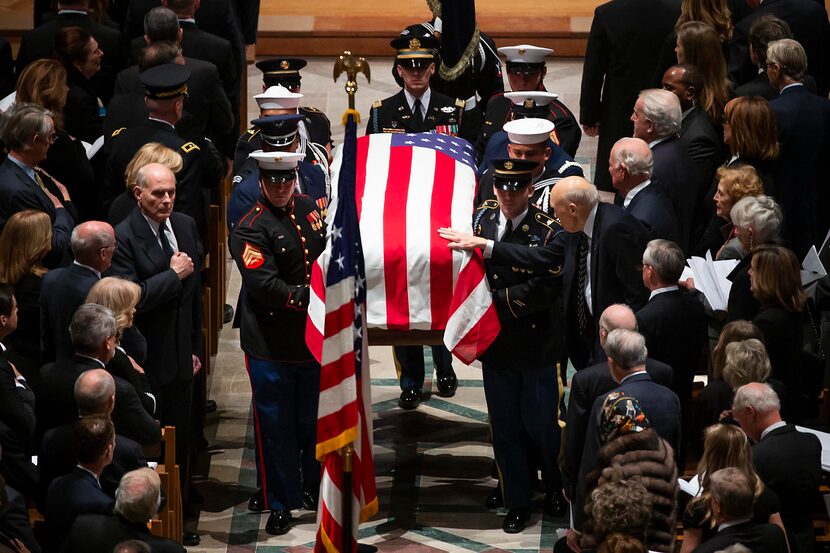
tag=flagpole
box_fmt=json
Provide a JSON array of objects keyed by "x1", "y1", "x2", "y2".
[{"x1": 341, "y1": 443, "x2": 354, "y2": 553}]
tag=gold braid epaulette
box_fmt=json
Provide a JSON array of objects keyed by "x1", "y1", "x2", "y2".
[{"x1": 439, "y1": 26, "x2": 480, "y2": 82}]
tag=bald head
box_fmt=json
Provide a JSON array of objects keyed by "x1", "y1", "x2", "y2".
[
  {"x1": 598, "y1": 304, "x2": 638, "y2": 347},
  {"x1": 71, "y1": 221, "x2": 115, "y2": 271},
  {"x1": 549, "y1": 176, "x2": 600, "y2": 233},
  {"x1": 74, "y1": 368, "x2": 116, "y2": 416}
]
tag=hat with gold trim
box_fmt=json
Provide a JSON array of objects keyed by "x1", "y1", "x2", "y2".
[
  {"x1": 505, "y1": 91, "x2": 559, "y2": 118},
  {"x1": 498, "y1": 44, "x2": 553, "y2": 74},
  {"x1": 491, "y1": 158, "x2": 537, "y2": 191},
  {"x1": 256, "y1": 57, "x2": 307, "y2": 88},
  {"x1": 249, "y1": 150, "x2": 305, "y2": 183},
  {"x1": 392, "y1": 27, "x2": 440, "y2": 69},
  {"x1": 251, "y1": 114, "x2": 303, "y2": 147},
  {"x1": 139, "y1": 63, "x2": 190, "y2": 100}
]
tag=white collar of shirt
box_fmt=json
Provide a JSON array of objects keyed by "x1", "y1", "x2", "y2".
[
  {"x1": 497, "y1": 208, "x2": 528, "y2": 241},
  {"x1": 648, "y1": 136, "x2": 669, "y2": 149},
  {"x1": 583, "y1": 203, "x2": 598, "y2": 240},
  {"x1": 58, "y1": 9, "x2": 87, "y2": 14},
  {"x1": 148, "y1": 116, "x2": 176, "y2": 130},
  {"x1": 403, "y1": 88, "x2": 430, "y2": 118},
  {"x1": 760, "y1": 420, "x2": 787, "y2": 441},
  {"x1": 72, "y1": 260, "x2": 102, "y2": 279},
  {"x1": 681, "y1": 106, "x2": 695, "y2": 121},
  {"x1": 76, "y1": 354, "x2": 106, "y2": 368},
  {"x1": 141, "y1": 212, "x2": 178, "y2": 253},
  {"x1": 623, "y1": 179, "x2": 651, "y2": 208},
  {"x1": 6, "y1": 153, "x2": 36, "y2": 182},
  {"x1": 619, "y1": 369, "x2": 647, "y2": 384},
  {"x1": 76, "y1": 465, "x2": 102, "y2": 487},
  {"x1": 718, "y1": 518, "x2": 751, "y2": 532},
  {"x1": 178, "y1": 17, "x2": 196, "y2": 23},
  {"x1": 649, "y1": 284, "x2": 679, "y2": 300},
  {"x1": 780, "y1": 82, "x2": 804, "y2": 93}
]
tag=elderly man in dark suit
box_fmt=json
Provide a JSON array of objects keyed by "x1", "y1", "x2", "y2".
[
  {"x1": 694, "y1": 467, "x2": 789, "y2": 553},
  {"x1": 609, "y1": 137, "x2": 679, "y2": 244},
  {"x1": 38, "y1": 306, "x2": 160, "y2": 446},
  {"x1": 632, "y1": 89, "x2": 703, "y2": 253},
  {"x1": 110, "y1": 161, "x2": 201, "y2": 542},
  {"x1": 733, "y1": 382, "x2": 822, "y2": 553},
  {"x1": 0, "y1": 103, "x2": 76, "y2": 266},
  {"x1": 440, "y1": 176, "x2": 651, "y2": 369},
  {"x1": 561, "y1": 304, "x2": 673, "y2": 510},
  {"x1": 40, "y1": 221, "x2": 115, "y2": 363},
  {"x1": 766, "y1": 39, "x2": 830, "y2": 257},
  {"x1": 579, "y1": 0, "x2": 680, "y2": 191},
  {"x1": 15, "y1": 0, "x2": 124, "y2": 104},
  {"x1": 728, "y1": 0, "x2": 830, "y2": 97},
  {"x1": 734, "y1": 15, "x2": 795, "y2": 100},
  {"x1": 572, "y1": 329, "x2": 681, "y2": 540},
  {"x1": 62, "y1": 468, "x2": 185, "y2": 553},
  {"x1": 637, "y1": 239, "x2": 707, "y2": 462},
  {"x1": 44, "y1": 417, "x2": 115, "y2": 549},
  {"x1": 38, "y1": 368, "x2": 147, "y2": 511}
]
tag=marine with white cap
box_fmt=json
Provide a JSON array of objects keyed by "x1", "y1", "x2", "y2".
[
  {"x1": 229, "y1": 148, "x2": 327, "y2": 536},
  {"x1": 234, "y1": 85, "x2": 329, "y2": 176},
  {"x1": 477, "y1": 116, "x2": 584, "y2": 213},
  {"x1": 479, "y1": 44, "x2": 582, "y2": 158}
]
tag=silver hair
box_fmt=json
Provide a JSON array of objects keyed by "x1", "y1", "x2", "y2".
[
  {"x1": 114, "y1": 468, "x2": 162, "y2": 523},
  {"x1": 730, "y1": 195, "x2": 782, "y2": 244},
  {"x1": 604, "y1": 329, "x2": 648, "y2": 370},
  {"x1": 70, "y1": 222, "x2": 114, "y2": 264},
  {"x1": 612, "y1": 138, "x2": 653, "y2": 178},
  {"x1": 733, "y1": 382, "x2": 781, "y2": 414},
  {"x1": 598, "y1": 304, "x2": 638, "y2": 333},
  {"x1": 723, "y1": 339, "x2": 771, "y2": 390},
  {"x1": 639, "y1": 89, "x2": 682, "y2": 138},
  {"x1": 143, "y1": 7, "x2": 179, "y2": 41},
  {"x1": 709, "y1": 467, "x2": 755, "y2": 520},
  {"x1": 766, "y1": 38, "x2": 807, "y2": 81},
  {"x1": 643, "y1": 239, "x2": 685, "y2": 283},
  {"x1": 561, "y1": 182, "x2": 600, "y2": 210},
  {"x1": 0, "y1": 103, "x2": 54, "y2": 151},
  {"x1": 69, "y1": 303, "x2": 116, "y2": 355}
]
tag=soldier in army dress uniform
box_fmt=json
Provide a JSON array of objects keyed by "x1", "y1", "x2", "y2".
[
  {"x1": 474, "y1": 158, "x2": 567, "y2": 533},
  {"x1": 479, "y1": 45, "x2": 581, "y2": 158},
  {"x1": 366, "y1": 32, "x2": 475, "y2": 145},
  {"x1": 229, "y1": 151, "x2": 326, "y2": 536}
]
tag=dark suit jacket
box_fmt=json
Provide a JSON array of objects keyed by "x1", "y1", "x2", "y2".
[
  {"x1": 579, "y1": 0, "x2": 681, "y2": 189},
  {"x1": 624, "y1": 182, "x2": 680, "y2": 243},
  {"x1": 5, "y1": 275, "x2": 44, "y2": 386},
  {"x1": 561, "y1": 357, "x2": 673, "y2": 497},
  {"x1": 15, "y1": 12, "x2": 125, "y2": 104},
  {"x1": 693, "y1": 520, "x2": 788, "y2": 553},
  {"x1": 38, "y1": 423, "x2": 146, "y2": 512},
  {"x1": 728, "y1": 0, "x2": 830, "y2": 97},
  {"x1": 61, "y1": 513, "x2": 185, "y2": 553},
  {"x1": 725, "y1": 253, "x2": 759, "y2": 321},
  {"x1": 734, "y1": 70, "x2": 780, "y2": 101},
  {"x1": 0, "y1": 38, "x2": 12, "y2": 98},
  {"x1": 0, "y1": 352, "x2": 36, "y2": 455},
  {"x1": 769, "y1": 85, "x2": 830, "y2": 256},
  {"x1": 753, "y1": 306, "x2": 804, "y2": 417},
  {"x1": 38, "y1": 355, "x2": 160, "y2": 446},
  {"x1": 651, "y1": 136, "x2": 704, "y2": 253},
  {"x1": 2, "y1": 486, "x2": 40, "y2": 553},
  {"x1": 64, "y1": 69, "x2": 103, "y2": 144},
  {"x1": 40, "y1": 263, "x2": 101, "y2": 363},
  {"x1": 45, "y1": 467, "x2": 114, "y2": 547},
  {"x1": 679, "y1": 106, "x2": 724, "y2": 236},
  {"x1": 491, "y1": 202, "x2": 650, "y2": 369},
  {"x1": 0, "y1": 420, "x2": 38, "y2": 498},
  {"x1": 0, "y1": 158, "x2": 75, "y2": 265},
  {"x1": 110, "y1": 209, "x2": 202, "y2": 388}
]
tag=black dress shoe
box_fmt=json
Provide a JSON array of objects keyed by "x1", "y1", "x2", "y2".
[
  {"x1": 183, "y1": 531, "x2": 201, "y2": 546},
  {"x1": 485, "y1": 487, "x2": 503, "y2": 509},
  {"x1": 502, "y1": 508, "x2": 530, "y2": 534},
  {"x1": 248, "y1": 489, "x2": 265, "y2": 512},
  {"x1": 435, "y1": 370, "x2": 458, "y2": 397},
  {"x1": 544, "y1": 489, "x2": 566, "y2": 517},
  {"x1": 398, "y1": 388, "x2": 421, "y2": 410},
  {"x1": 303, "y1": 490, "x2": 319, "y2": 511},
  {"x1": 265, "y1": 509, "x2": 292, "y2": 535},
  {"x1": 223, "y1": 303, "x2": 234, "y2": 324},
  {"x1": 205, "y1": 399, "x2": 217, "y2": 413}
]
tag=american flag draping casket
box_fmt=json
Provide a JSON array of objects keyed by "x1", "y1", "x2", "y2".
[{"x1": 327, "y1": 132, "x2": 500, "y2": 363}]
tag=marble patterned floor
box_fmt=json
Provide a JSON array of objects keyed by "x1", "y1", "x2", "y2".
[{"x1": 194, "y1": 57, "x2": 594, "y2": 553}]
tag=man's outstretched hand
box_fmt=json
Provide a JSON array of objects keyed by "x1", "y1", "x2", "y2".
[{"x1": 437, "y1": 228, "x2": 487, "y2": 251}]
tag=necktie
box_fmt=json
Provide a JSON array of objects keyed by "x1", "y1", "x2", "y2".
[
  {"x1": 33, "y1": 171, "x2": 48, "y2": 193},
  {"x1": 577, "y1": 233, "x2": 590, "y2": 335},
  {"x1": 158, "y1": 221, "x2": 174, "y2": 258},
  {"x1": 413, "y1": 98, "x2": 424, "y2": 129},
  {"x1": 502, "y1": 219, "x2": 514, "y2": 242}
]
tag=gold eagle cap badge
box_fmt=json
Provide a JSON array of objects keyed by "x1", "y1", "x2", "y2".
[
  {"x1": 504, "y1": 161, "x2": 513, "y2": 170},
  {"x1": 280, "y1": 60, "x2": 290, "y2": 69},
  {"x1": 518, "y1": 48, "x2": 526, "y2": 55},
  {"x1": 409, "y1": 38, "x2": 421, "y2": 50}
]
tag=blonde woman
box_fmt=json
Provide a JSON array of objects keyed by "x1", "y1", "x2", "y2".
[
  {"x1": 0, "y1": 210, "x2": 51, "y2": 380},
  {"x1": 108, "y1": 142, "x2": 183, "y2": 226},
  {"x1": 87, "y1": 277, "x2": 155, "y2": 416}
]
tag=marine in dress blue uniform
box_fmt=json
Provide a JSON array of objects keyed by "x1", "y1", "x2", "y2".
[
  {"x1": 477, "y1": 117, "x2": 584, "y2": 213},
  {"x1": 475, "y1": 158, "x2": 567, "y2": 533},
  {"x1": 229, "y1": 151, "x2": 326, "y2": 536}
]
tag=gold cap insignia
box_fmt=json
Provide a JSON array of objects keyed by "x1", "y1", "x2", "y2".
[
  {"x1": 409, "y1": 38, "x2": 422, "y2": 50},
  {"x1": 504, "y1": 161, "x2": 513, "y2": 170},
  {"x1": 518, "y1": 48, "x2": 526, "y2": 55},
  {"x1": 524, "y1": 99, "x2": 535, "y2": 109},
  {"x1": 521, "y1": 224, "x2": 529, "y2": 232},
  {"x1": 280, "y1": 60, "x2": 290, "y2": 69},
  {"x1": 242, "y1": 242, "x2": 265, "y2": 270}
]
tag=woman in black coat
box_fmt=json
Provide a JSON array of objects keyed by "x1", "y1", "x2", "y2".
[{"x1": 53, "y1": 26, "x2": 105, "y2": 143}]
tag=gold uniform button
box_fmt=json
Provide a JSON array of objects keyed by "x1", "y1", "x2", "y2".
[
  {"x1": 268, "y1": 311, "x2": 274, "y2": 316},
  {"x1": 281, "y1": 247, "x2": 286, "y2": 252},
  {"x1": 296, "y1": 225, "x2": 301, "y2": 230},
  {"x1": 305, "y1": 261, "x2": 310, "y2": 265},
  {"x1": 304, "y1": 249, "x2": 309, "y2": 254},
  {"x1": 301, "y1": 236, "x2": 306, "y2": 242},
  {"x1": 290, "y1": 214, "x2": 296, "y2": 220},
  {"x1": 290, "y1": 300, "x2": 295, "y2": 304}
]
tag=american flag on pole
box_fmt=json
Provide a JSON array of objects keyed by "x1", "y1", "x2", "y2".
[
  {"x1": 337, "y1": 132, "x2": 500, "y2": 363},
  {"x1": 306, "y1": 116, "x2": 377, "y2": 553}
]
